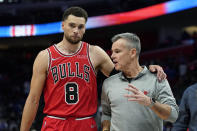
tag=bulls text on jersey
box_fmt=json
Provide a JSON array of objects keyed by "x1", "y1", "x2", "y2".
[{"x1": 51, "y1": 62, "x2": 90, "y2": 84}]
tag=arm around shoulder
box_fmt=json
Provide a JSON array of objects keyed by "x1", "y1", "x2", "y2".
[
  {"x1": 89, "y1": 45, "x2": 114, "y2": 77},
  {"x1": 20, "y1": 50, "x2": 48, "y2": 131}
]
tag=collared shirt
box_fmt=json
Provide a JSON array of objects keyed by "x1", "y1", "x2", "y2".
[{"x1": 101, "y1": 66, "x2": 179, "y2": 131}]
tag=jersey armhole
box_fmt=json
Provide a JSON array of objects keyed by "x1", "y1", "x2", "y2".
[
  {"x1": 87, "y1": 44, "x2": 97, "y2": 76},
  {"x1": 46, "y1": 48, "x2": 52, "y2": 77}
]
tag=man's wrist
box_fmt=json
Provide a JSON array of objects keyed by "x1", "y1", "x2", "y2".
[{"x1": 148, "y1": 97, "x2": 156, "y2": 108}]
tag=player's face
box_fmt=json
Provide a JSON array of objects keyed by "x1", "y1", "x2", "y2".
[
  {"x1": 111, "y1": 39, "x2": 133, "y2": 71},
  {"x1": 62, "y1": 15, "x2": 86, "y2": 44}
]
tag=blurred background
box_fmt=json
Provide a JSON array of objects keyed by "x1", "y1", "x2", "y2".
[{"x1": 0, "y1": 0, "x2": 197, "y2": 130}]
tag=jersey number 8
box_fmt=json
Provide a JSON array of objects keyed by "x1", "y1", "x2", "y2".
[{"x1": 65, "y1": 82, "x2": 79, "y2": 104}]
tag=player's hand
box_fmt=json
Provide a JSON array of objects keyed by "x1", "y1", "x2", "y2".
[
  {"x1": 103, "y1": 129, "x2": 110, "y2": 131},
  {"x1": 149, "y1": 65, "x2": 166, "y2": 81},
  {"x1": 124, "y1": 84, "x2": 151, "y2": 106},
  {"x1": 102, "y1": 120, "x2": 110, "y2": 131}
]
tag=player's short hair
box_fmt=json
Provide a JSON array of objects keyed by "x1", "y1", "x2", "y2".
[
  {"x1": 62, "y1": 6, "x2": 88, "y2": 22},
  {"x1": 111, "y1": 32, "x2": 141, "y2": 57}
]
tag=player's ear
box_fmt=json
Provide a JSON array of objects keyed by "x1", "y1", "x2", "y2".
[{"x1": 62, "y1": 22, "x2": 65, "y2": 29}]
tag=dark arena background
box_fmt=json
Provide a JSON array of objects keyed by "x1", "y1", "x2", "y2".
[{"x1": 0, "y1": 0, "x2": 197, "y2": 130}]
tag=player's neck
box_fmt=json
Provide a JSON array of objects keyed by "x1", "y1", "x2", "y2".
[{"x1": 57, "y1": 40, "x2": 82, "y2": 54}]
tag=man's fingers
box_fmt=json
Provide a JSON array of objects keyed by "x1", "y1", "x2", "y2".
[
  {"x1": 157, "y1": 71, "x2": 162, "y2": 81},
  {"x1": 128, "y1": 84, "x2": 139, "y2": 91},
  {"x1": 157, "y1": 70, "x2": 167, "y2": 81},
  {"x1": 155, "y1": 66, "x2": 167, "y2": 81},
  {"x1": 124, "y1": 94, "x2": 135, "y2": 98},
  {"x1": 128, "y1": 84, "x2": 137, "y2": 89},
  {"x1": 125, "y1": 87, "x2": 138, "y2": 94},
  {"x1": 128, "y1": 98, "x2": 138, "y2": 101},
  {"x1": 163, "y1": 72, "x2": 167, "y2": 79},
  {"x1": 128, "y1": 97, "x2": 143, "y2": 101},
  {"x1": 124, "y1": 94, "x2": 140, "y2": 99},
  {"x1": 149, "y1": 65, "x2": 157, "y2": 72}
]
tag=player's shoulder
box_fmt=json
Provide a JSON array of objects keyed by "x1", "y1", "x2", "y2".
[
  {"x1": 33, "y1": 49, "x2": 49, "y2": 66},
  {"x1": 32, "y1": 49, "x2": 49, "y2": 71},
  {"x1": 89, "y1": 45, "x2": 109, "y2": 61},
  {"x1": 37, "y1": 49, "x2": 48, "y2": 58},
  {"x1": 89, "y1": 44, "x2": 104, "y2": 52}
]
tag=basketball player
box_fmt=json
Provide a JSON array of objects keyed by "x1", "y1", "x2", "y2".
[{"x1": 20, "y1": 7, "x2": 166, "y2": 131}]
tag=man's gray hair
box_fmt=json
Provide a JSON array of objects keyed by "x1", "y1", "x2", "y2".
[{"x1": 111, "y1": 32, "x2": 141, "y2": 57}]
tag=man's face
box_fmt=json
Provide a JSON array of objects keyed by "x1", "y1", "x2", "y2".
[
  {"x1": 62, "y1": 15, "x2": 86, "y2": 44},
  {"x1": 111, "y1": 38, "x2": 132, "y2": 71}
]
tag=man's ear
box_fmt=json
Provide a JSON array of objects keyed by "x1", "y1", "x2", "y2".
[
  {"x1": 130, "y1": 48, "x2": 137, "y2": 58},
  {"x1": 61, "y1": 21, "x2": 64, "y2": 29}
]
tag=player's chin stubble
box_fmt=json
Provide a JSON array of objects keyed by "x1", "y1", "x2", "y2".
[{"x1": 66, "y1": 36, "x2": 83, "y2": 44}]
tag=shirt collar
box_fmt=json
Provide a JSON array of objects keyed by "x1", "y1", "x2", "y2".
[{"x1": 119, "y1": 66, "x2": 148, "y2": 81}]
